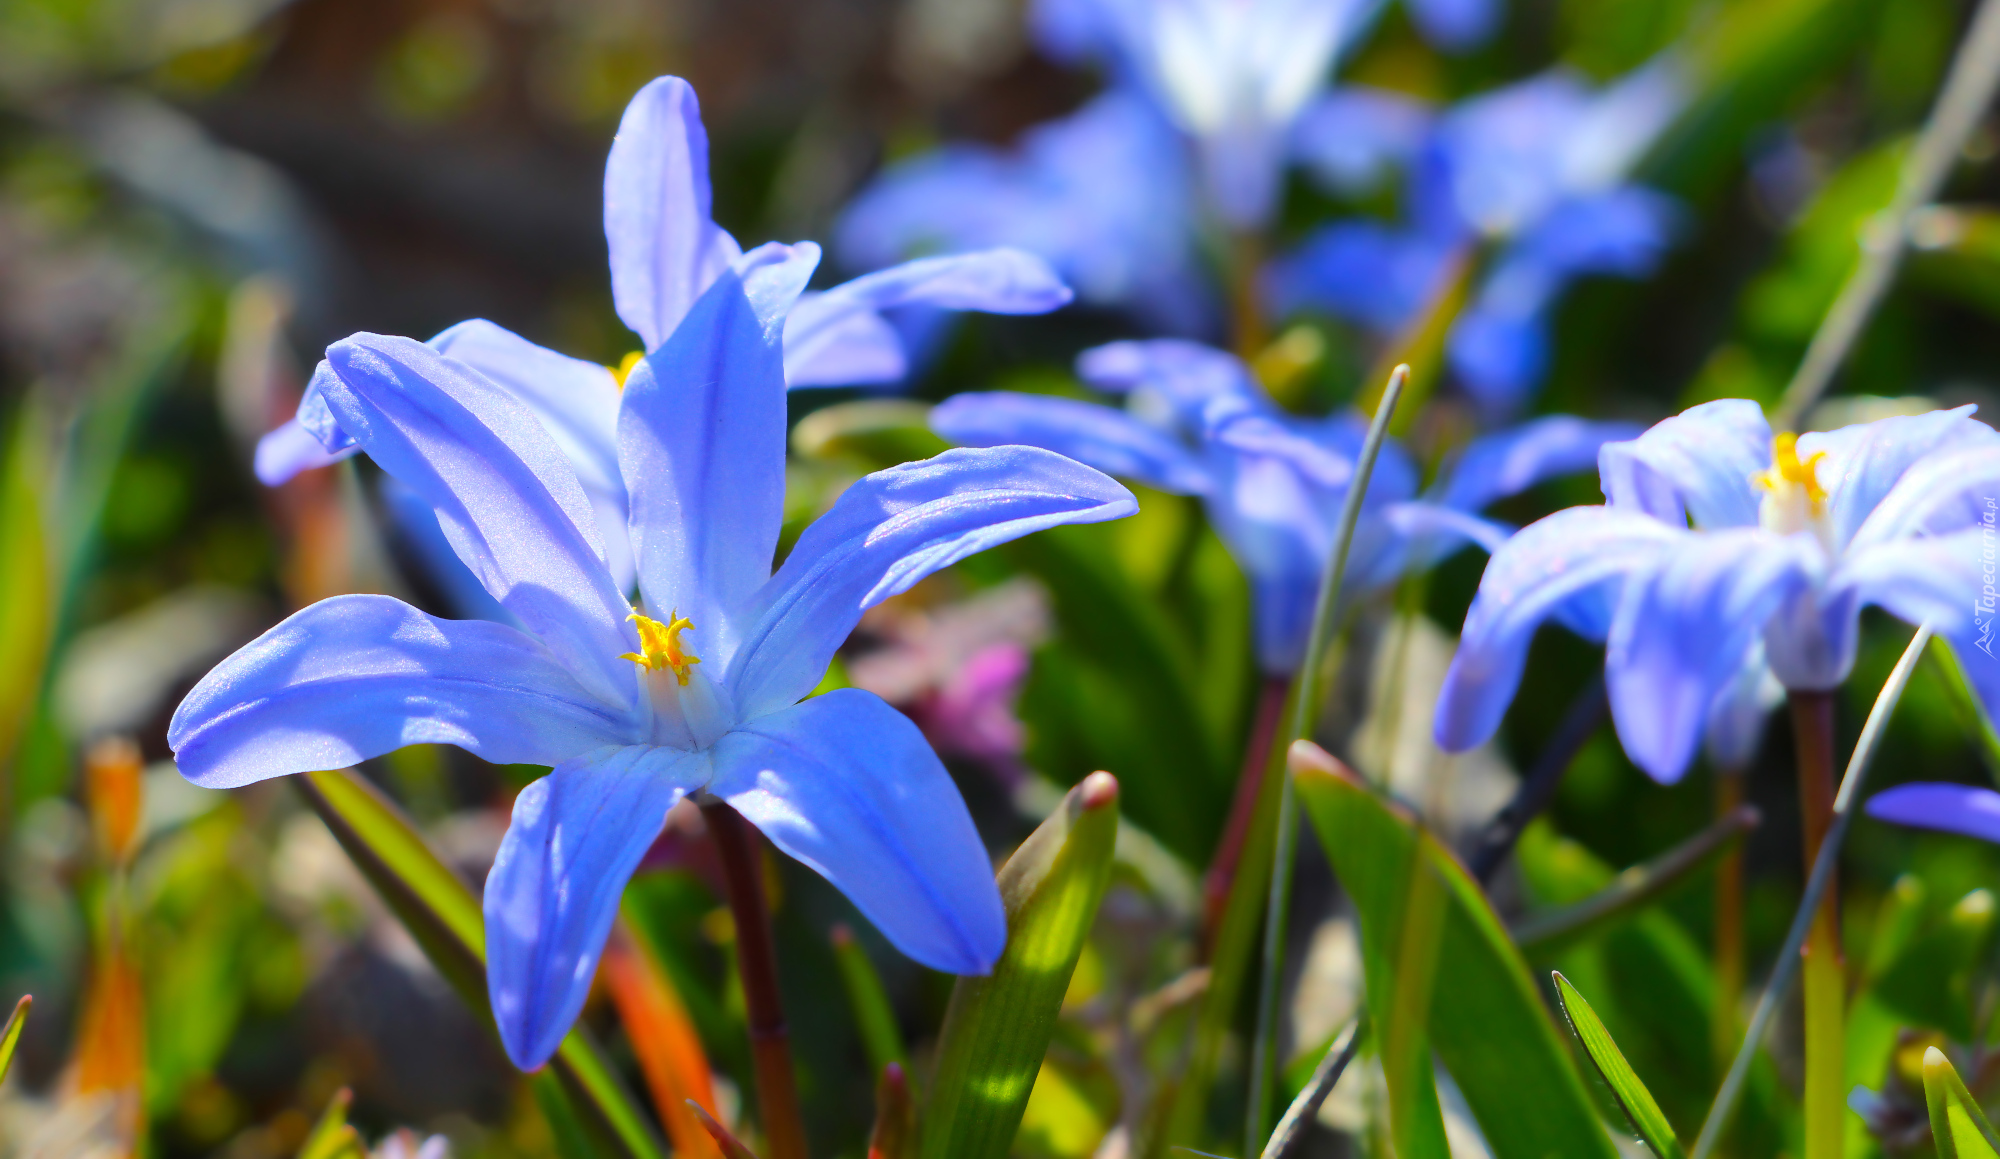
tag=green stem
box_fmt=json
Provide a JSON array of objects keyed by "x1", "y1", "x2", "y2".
[
  {"x1": 1789, "y1": 691, "x2": 1843, "y2": 1159},
  {"x1": 1244, "y1": 366, "x2": 1409, "y2": 1155}
]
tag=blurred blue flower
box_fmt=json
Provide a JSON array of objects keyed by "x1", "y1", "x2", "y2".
[
  {"x1": 1270, "y1": 60, "x2": 1686, "y2": 414},
  {"x1": 930, "y1": 338, "x2": 1630, "y2": 671},
  {"x1": 1435, "y1": 400, "x2": 2000, "y2": 783},
  {"x1": 839, "y1": 0, "x2": 1477, "y2": 329},
  {"x1": 837, "y1": 92, "x2": 1212, "y2": 333},
  {"x1": 257, "y1": 74, "x2": 1071, "y2": 486},
  {"x1": 1866, "y1": 781, "x2": 2000, "y2": 844},
  {"x1": 170, "y1": 261, "x2": 1138, "y2": 1071}
]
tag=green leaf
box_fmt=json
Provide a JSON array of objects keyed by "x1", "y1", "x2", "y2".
[
  {"x1": 830, "y1": 922, "x2": 910, "y2": 1084},
  {"x1": 1923, "y1": 1047, "x2": 2000, "y2": 1159},
  {"x1": 1008, "y1": 523, "x2": 1235, "y2": 865},
  {"x1": 1871, "y1": 888, "x2": 1997, "y2": 1042},
  {"x1": 1553, "y1": 972, "x2": 1687, "y2": 1159},
  {"x1": 789, "y1": 398, "x2": 947, "y2": 468},
  {"x1": 0, "y1": 994, "x2": 30, "y2": 1085},
  {"x1": 294, "y1": 769, "x2": 667, "y2": 1159},
  {"x1": 922, "y1": 773, "x2": 1121, "y2": 1159},
  {"x1": 1290, "y1": 743, "x2": 1621, "y2": 1159},
  {"x1": 297, "y1": 1087, "x2": 365, "y2": 1159}
]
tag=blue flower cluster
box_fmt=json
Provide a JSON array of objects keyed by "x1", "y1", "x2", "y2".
[{"x1": 166, "y1": 0, "x2": 2000, "y2": 1081}]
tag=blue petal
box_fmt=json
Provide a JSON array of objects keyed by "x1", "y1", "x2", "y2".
[
  {"x1": 1605, "y1": 529, "x2": 1816, "y2": 782},
  {"x1": 255, "y1": 417, "x2": 356, "y2": 485},
  {"x1": 819, "y1": 249, "x2": 1072, "y2": 316},
  {"x1": 318, "y1": 334, "x2": 639, "y2": 707},
  {"x1": 1865, "y1": 782, "x2": 2000, "y2": 845},
  {"x1": 1406, "y1": 0, "x2": 1500, "y2": 50},
  {"x1": 619, "y1": 270, "x2": 793, "y2": 665},
  {"x1": 428, "y1": 319, "x2": 634, "y2": 591},
  {"x1": 1831, "y1": 530, "x2": 1986, "y2": 644},
  {"x1": 378, "y1": 475, "x2": 517, "y2": 626},
  {"x1": 930, "y1": 392, "x2": 1214, "y2": 495},
  {"x1": 1807, "y1": 407, "x2": 2000, "y2": 548},
  {"x1": 784, "y1": 303, "x2": 908, "y2": 388},
  {"x1": 1514, "y1": 188, "x2": 1678, "y2": 279},
  {"x1": 1206, "y1": 452, "x2": 1329, "y2": 672},
  {"x1": 1702, "y1": 644, "x2": 1782, "y2": 771},
  {"x1": 1265, "y1": 221, "x2": 1454, "y2": 331},
  {"x1": 729, "y1": 447, "x2": 1137, "y2": 716},
  {"x1": 604, "y1": 77, "x2": 742, "y2": 350},
  {"x1": 1435, "y1": 415, "x2": 1643, "y2": 513},
  {"x1": 1374, "y1": 500, "x2": 1510, "y2": 578},
  {"x1": 1446, "y1": 307, "x2": 1551, "y2": 415},
  {"x1": 1290, "y1": 86, "x2": 1432, "y2": 193},
  {"x1": 710, "y1": 689, "x2": 1005, "y2": 973},
  {"x1": 1434, "y1": 506, "x2": 1678, "y2": 752},
  {"x1": 782, "y1": 249, "x2": 1071, "y2": 390},
  {"x1": 1076, "y1": 339, "x2": 1258, "y2": 430},
  {"x1": 168, "y1": 594, "x2": 637, "y2": 789},
  {"x1": 486, "y1": 745, "x2": 709, "y2": 1068},
  {"x1": 1204, "y1": 404, "x2": 1356, "y2": 489},
  {"x1": 1598, "y1": 399, "x2": 1771, "y2": 530}
]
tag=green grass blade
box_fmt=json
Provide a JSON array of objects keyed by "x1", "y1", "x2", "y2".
[
  {"x1": 297, "y1": 1087, "x2": 365, "y2": 1159},
  {"x1": 1553, "y1": 973, "x2": 1687, "y2": 1159},
  {"x1": 295, "y1": 769, "x2": 666, "y2": 1159},
  {"x1": 830, "y1": 923, "x2": 910, "y2": 1085},
  {"x1": 1290, "y1": 742, "x2": 1618, "y2": 1159},
  {"x1": 922, "y1": 773, "x2": 1121, "y2": 1159},
  {"x1": 1923, "y1": 1047, "x2": 2000, "y2": 1158},
  {"x1": 0, "y1": 995, "x2": 30, "y2": 1086},
  {"x1": 1513, "y1": 806, "x2": 1759, "y2": 954}
]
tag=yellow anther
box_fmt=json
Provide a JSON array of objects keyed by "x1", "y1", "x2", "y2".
[
  {"x1": 1753, "y1": 433, "x2": 1828, "y2": 512},
  {"x1": 620, "y1": 610, "x2": 701, "y2": 685},
  {"x1": 609, "y1": 351, "x2": 645, "y2": 389}
]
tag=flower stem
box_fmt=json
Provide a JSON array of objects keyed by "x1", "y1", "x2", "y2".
[
  {"x1": 701, "y1": 799, "x2": 808, "y2": 1159},
  {"x1": 1200, "y1": 674, "x2": 1294, "y2": 947},
  {"x1": 1712, "y1": 766, "x2": 1747, "y2": 1079},
  {"x1": 1245, "y1": 366, "x2": 1408, "y2": 1155},
  {"x1": 1230, "y1": 232, "x2": 1268, "y2": 363},
  {"x1": 1788, "y1": 690, "x2": 1843, "y2": 1159}
]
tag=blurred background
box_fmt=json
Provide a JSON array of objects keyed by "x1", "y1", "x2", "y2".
[{"x1": 3, "y1": 0, "x2": 2000, "y2": 1155}]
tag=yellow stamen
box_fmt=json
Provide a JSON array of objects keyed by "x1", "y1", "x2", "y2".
[
  {"x1": 620, "y1": 610, "x2": 702, "y2": 686},
  {"x1": 1753, "y1": 432, "x2": 1828, "y2": 512},
  {"x1": 609, "y1": 351, "x2": 645, "y2": 389}
]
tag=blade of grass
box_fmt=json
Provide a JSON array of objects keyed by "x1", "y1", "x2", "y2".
[
  {"x1": 1923, "y1": 1047, "x2": 2000, "y2": 1158},
  {"x1": 0, "y1": 995, "x2": 29, "y2": 1085},
  {"x1": 1553, "y1": 973, "x2": 1687, "y2": 1159},
  {"x1": 1245, "y1": 365, "x2": 1408, "y2": 1153},
  {"x1": 1513, "y1": 805, "x2": 1760, "y2": 954},
  {"x1": 831, "y1": 923, "x2": 911, "y2": 1086},
  {"x1": 294, "y1": 769, "x2": 667, "y2": 1159}
]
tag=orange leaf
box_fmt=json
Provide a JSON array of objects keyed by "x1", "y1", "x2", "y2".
[{"x1": 602, "y1": 921, "x2": 723, "y2": 1159}]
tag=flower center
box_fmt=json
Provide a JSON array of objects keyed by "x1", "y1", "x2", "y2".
[
  {"x1": 609, "y1": 351, "x2": 645, "y2": 389},
  {"x1": 1754, "y1": 433, "x2": 1832, "y2": 545},
  {"x1": 620, "y1": 610, "x2": 702, "y2": 686}
]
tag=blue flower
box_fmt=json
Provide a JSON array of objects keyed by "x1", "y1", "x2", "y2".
[
  {"x1": 169, "y1": 260, "x2": 1138, "y2": 1071},
  {"x1": 1434, "y1": 400, "x2": 2000, "y2": 783},
  {"x1": 257, "y1": 75, "x2": 1071, "y2": 489},
  {"x1": 1866, "y1": 782, "x2": 2000, "y2": 844},
  {"x1": 1027, "y1": 0, "x2": 1389, "y2": 227},
  {"x1": 838, "y1": 0, "x2": 1459, "y2": 328},
  {"x1": 836, "y1": 92, "x2": 1211, "y2": 334},
  {"x1": 930, "y1": 338, "x2": 1630, "y2": 672},
  {"x1": 1270, "y1": 61, "x2": 1685, "y2": 413}
]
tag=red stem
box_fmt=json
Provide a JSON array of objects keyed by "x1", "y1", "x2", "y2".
[
  {"x1": 1200, "y1": 675, "x2": 1291, "y2": 950},
  {"x1": 701, "y1": 800, "x2": 808, "y2": 1159}
]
